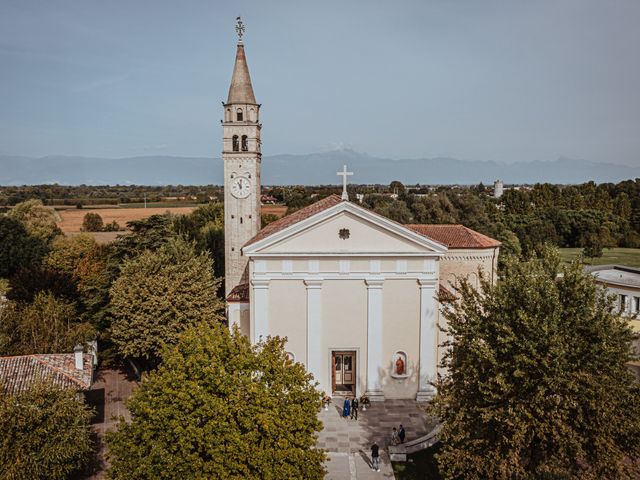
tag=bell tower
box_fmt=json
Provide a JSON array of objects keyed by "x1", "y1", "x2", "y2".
[{"x1": 223, "y1": 17, "x2": 261, "y2": 297}]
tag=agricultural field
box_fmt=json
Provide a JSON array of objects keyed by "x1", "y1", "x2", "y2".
[
  {"x1": 558, "y1": 248, "x2": 640, "y2": 268},
  {"x1": 57, "y1": 204, "x2": 289, "y2": 233},
  {"x1": 57, "y1": 206, "x2": 197, "y2": 233}
]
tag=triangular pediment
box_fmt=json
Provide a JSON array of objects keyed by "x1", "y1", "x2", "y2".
[{"x1": 243, "y1": 201, "x2": 447, "y2": 256}]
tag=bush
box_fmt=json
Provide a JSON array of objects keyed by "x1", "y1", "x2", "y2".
[{"x1": 82, "y1": 213, "x2": 104, "y2": 232}]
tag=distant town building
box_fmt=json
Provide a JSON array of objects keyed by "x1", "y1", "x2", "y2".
[{"x1": 493, "y1": 180, "x2": 504, "y2": 199}]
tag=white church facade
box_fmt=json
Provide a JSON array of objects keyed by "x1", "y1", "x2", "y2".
[{"x1": 223, "y1": 19, "x2": 500, "y2": 401}]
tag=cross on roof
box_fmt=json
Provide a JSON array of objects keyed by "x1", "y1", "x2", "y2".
[
  {"x1": 235, "y1": 16, "x2": 245, "y2": 43},
  {"x1": 337, "y1": 165, "x2": 353, "y2": 201}
]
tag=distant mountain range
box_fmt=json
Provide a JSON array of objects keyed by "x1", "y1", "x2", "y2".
[{"x1": 1, "y1": 150, "x2": 638, "y2": 186}]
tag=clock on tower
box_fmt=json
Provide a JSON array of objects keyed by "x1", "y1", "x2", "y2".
[{"x1": 222, "y1": 17, "x2": 262, "y2": 298}]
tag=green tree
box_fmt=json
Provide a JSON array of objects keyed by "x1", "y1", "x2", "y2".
[
  {"x1": 0, "y1": 380, "x2": 94, "y2": 480},
  {"x1": 109, "y1": 238, "x2": 224, "y2": 366},
  {"x1": 0, "y1": 292, "x2": 94, "y2": 355},
  {"x1": 8, "y1": 199, "x2": 61, "y2": 242},
  {"x1": 81, "y1": 212, "x2": 104, "y2": 232},
  {"x1": 106, "y1": 323, "x2": 325, "y2": 480},
  {"x1": 430, "y1": 249, "x2": 640, "y2": 479},
  {"x1": 0, "y1": 216, "x2": 47, "y2": 278},
  {"x1": 43, "y1": 233, "x2": 97, "y2": 276}
]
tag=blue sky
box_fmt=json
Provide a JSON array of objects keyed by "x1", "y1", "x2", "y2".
[{"x1": 1, "y1": 0, "x2": 639, "y2": 165}]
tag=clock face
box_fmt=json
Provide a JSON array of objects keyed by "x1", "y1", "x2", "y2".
[{"x1": 230, "y1": 176, "x2": 251, "y2": 199}]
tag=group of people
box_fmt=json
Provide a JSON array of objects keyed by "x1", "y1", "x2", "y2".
[
  {"x1": 341, "y1": 395, "x2": 359, "y2": 419},
  {"x1": 369, "y1": 425, "x2": 406, "y2": 472}
]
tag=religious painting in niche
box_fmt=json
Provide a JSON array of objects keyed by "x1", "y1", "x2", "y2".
[
  {"x1": 393, "y1": 351, "x2": 407, "y2": 377},
  {"x1": 339, "y1": 228, "x2": 350, "y2": 240}
]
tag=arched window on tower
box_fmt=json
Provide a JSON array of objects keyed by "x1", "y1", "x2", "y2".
[
  {"x1": 226, "y1": 108, "x2": 231, "y2": 122},
  {"x1": 236, "y1": 108, "x2": 243, "y2": 121},
  {"x1": 241, "y1": 135, "x2": 248, "y2": 151},
  {"x1": 249, "y1": 108, "x2": 256, "y2": 122},
  {"x1": 232, "y1": 135, "x2": 239, "y2": 152}
]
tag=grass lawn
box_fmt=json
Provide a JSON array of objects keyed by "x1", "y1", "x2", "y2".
[
  {"x1": 558, "y1": 248, "x2": 640, "y2": 268},
  {"x1": 392, "y1": 444, "x2": 442, "y2": 480}
]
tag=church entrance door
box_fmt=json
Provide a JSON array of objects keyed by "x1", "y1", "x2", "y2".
[{"x1": 331, "y1": 351, "x2": 356, "y2": 396}]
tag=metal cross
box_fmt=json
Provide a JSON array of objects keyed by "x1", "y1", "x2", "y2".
[
  {"x1": 337, "y1": 165, "x2": 353, "y2": 201},
  {"x1": 235, "y1": 16, "x2": 245, "y2": 43}
]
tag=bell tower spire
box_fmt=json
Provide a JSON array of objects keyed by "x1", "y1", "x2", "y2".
[{"x1": 223, "y1": 16, "x2": 262, "y2": 298}]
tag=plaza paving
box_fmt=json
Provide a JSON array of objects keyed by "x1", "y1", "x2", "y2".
[{"x1": 319, "y1": 399, "x2": 436, "y2": 479}]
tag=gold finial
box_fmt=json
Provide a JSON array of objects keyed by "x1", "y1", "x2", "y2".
[{"x1": 235, "y1": 16, "x2": 245, "y2": 43}]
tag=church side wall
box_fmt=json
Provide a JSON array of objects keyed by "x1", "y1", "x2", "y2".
[
  {"x1": 381, "y1": 279, "x2": 421, "y2": 399},
  {"x1": 440, "y1": 248, "x2": 498, "y2": 290}
]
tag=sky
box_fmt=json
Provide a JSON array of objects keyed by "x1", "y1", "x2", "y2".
[{"x1": 0, "y1": 0, "x2": 639, "y2": 165}]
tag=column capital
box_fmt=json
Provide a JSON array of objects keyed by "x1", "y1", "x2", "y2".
[
  {"x1": 365, "y1": 278, "x2": 385, "y2": 288},
  {"x1": 304, "y1": 278, "x2": 323, "y2": 289},
  {"x1": 417, "y1": 278, "x2": 437, "y2": 288},
  {"x1": 251, "y1": 279, "x2": 270, "y2": 289}
]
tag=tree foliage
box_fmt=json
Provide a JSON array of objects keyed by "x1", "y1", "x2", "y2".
[
  {"x1": 109, "y1": 237, "x2": 224, "y2": 366},
  {"x1": 43, "y1": 233, "x2": 97, "y2": 276},
  {"x1": 8, "y1": 199, "x2": 61, "y2": 242},
  {"x1": 82, "y1": 212, "x2": 104, "y2": 232},
  {"x1": 0, "y1": 216, "x2": 47, "y2": 278},
  {"x1": 106, "y1": 323, "x2": 325, "y2": 480},
  {"x1": 0, "y1": 381, "x2": 94, "y2": 480},
  {"x1": 430, "y1": 249, "x2": 640, "y2": 479},
  {"x1": 0, "y1": 292, "x2": 94, "y2": 355}
]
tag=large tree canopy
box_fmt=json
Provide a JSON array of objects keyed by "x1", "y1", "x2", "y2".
[
  {"x1": 109, "y1": 237, "x2": 224, "y2": 366},
  {"x1": 0, "y1": 216, "x2": 47, "y2": 278},
  {"x1": 106, "y1": 324, "x2": 325, "y2": 480},
  {"x1": 430, "y1": 250, "x2": 640, "y2": 480},
  {"x1": 0, "y1": 381, "x2": 94, "y2": 480}
]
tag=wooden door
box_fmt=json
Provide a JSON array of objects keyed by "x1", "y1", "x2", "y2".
[{"x1": 332, "y1": 351, "x2": 356, "y2": 394}]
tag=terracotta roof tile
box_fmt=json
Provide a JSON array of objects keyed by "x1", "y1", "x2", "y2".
[
  {"x1": 0, "y1": 353, "x2": 93, "y2": 394},
  {"x1": 227, "y1": 282, "x2": 250, "y2": 303},
  {"x1": 244, "y1": 194, "x2": 343, "y2": 248},
  {"x1": 405, "y1": 224, "x2": 501, "y2": 249}
]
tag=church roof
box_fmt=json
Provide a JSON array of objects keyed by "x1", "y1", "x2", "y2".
[
  {"x1": 0, "y1": 353, "x2": 94, "y2": 394},
  {"x1": 405, "y1": 224, "x2": 501, "y2": 249},
  {"x1": 227, "y1": 43, "x2": 257, "y2": 104},
  {"x1": 244, "y1": 194, "x2": 343, "y2": 248},
  {"x1": 227, "y1": 282, "x2": 250, "y2": 303}
]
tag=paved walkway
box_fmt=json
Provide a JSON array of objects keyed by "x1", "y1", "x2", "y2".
[{"x1": 319, "y1": 399, "x2": 436, "y2": 479}]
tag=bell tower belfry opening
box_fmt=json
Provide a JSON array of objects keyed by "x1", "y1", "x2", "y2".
[{"x1": 223, "y1": 17, "x2": 262, "y2": 297}]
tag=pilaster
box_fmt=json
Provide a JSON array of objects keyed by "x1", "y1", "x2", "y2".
[
  {"x1": 417, "y1": 278, "x2": 438, "y2": 402},
  {"x1": 304, "y1": 279, "x2": 323, "y2": 390},
  {"x1": 251, "y1": 279, "x2": 269, "y2": 343},
  {"x1": 365, "y1": 278, "x2": 385, "y2": 401}
]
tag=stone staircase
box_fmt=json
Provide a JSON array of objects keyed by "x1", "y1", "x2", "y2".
[{"x1": 388, "y1": 423, "x2": 442, "y2": 462}]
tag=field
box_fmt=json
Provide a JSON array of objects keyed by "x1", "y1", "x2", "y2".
[
  {"x1": 57, "y1": 204, "x2": 289, "y2": 233},
  {"x1": 57, "y1": 207, "x2": 197, "y2": 233},
  {"x1": 558, "y1": 248, "x2": 640, "y2": 268}
]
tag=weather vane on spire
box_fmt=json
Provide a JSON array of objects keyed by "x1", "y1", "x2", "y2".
[{"x1": 235, "y1": 16, "x2": 245, "y2": 43}]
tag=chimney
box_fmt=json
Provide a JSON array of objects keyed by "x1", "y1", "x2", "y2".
[{"x1": 74, "y1": 344, "x2": 84, "y2": 371}]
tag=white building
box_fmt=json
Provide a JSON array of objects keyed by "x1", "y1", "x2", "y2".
[{"x1": 223, "y1": 20, "x2": 501, "y2": 401}]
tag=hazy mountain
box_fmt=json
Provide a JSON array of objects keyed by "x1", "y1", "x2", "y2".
[{"x1": 1, "y1": 151, "x2": 638, "y2": 186}]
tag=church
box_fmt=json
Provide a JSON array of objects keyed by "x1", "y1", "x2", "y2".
[{"x1": 222, "y1": 20, "x2": 500, "y2": 402}]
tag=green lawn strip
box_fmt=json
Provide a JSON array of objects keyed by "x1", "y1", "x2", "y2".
[
  {"x1": 558, "y1": 248, "x2": 640, "y2": 268},
  {"x1": 392, "y1": 444, "x2": 442, "y2": 480}
]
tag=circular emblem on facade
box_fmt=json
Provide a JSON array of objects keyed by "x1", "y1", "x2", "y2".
[
  {"x1": 339, "y1": 228, "x2": 350, "y2": 240},
  {"x1": 231, "y1": 177, "x2": 251, "y2": 198}
]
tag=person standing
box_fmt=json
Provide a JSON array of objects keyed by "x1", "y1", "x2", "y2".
[
  {"x1": 342, "y1": 397, "x2": 351, "y2": 418},
  {"x1": 398, "y1": 424, "x2": 406, "y2": 444},
  {"x1": 371, "y1": 441, "x2": 380, "y2": 472},
  {"x1": 350, "y1": 396, "x2": 359, "y2": 420},
  {"x1": 391, "y1": 427, "x2": 399, "y2": 445}
]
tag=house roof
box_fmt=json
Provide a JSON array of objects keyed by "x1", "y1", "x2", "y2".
[
  {"x1": 227, "y1": 282, "x2": 250, "y2": 303},
  {"x1": 244, "y1": 194, "x2": 343, "y2": 248},
  {"x1": 405, "y1": 224, "x2": 501, "y2": 249},
  {"x1": 244, "y1": 195, "x2": 500, "y2": 251},
  {"x1": 585, "y1": 265, "x2": 640, "y2": 288},
  {"x1": 0, "y1": 353, "x2": 93, "y2": 395}
]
